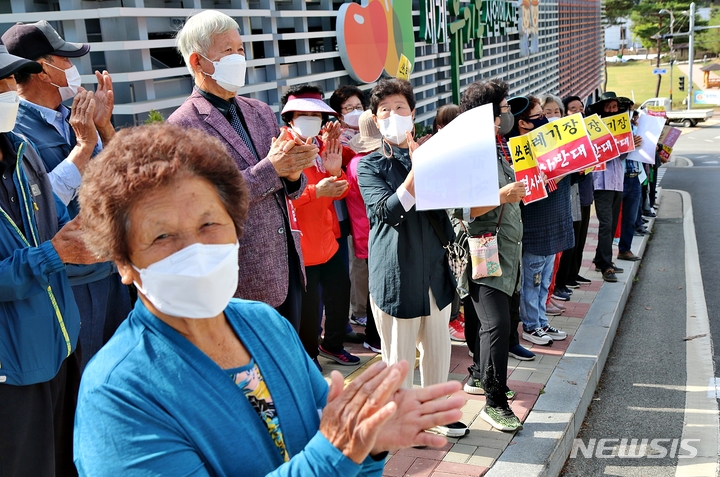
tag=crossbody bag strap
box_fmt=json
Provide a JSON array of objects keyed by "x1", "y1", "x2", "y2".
[{"x1": 495, "y1": 204, "x2": 506, "y2": 235}]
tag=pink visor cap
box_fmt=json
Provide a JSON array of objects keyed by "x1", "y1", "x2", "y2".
[{"x1": 281, "y1": 92, "x2": 338, "y2": 116}]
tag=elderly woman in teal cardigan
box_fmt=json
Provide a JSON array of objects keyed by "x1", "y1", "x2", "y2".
[{"x1": 72, "y1": 124, "x2": 464, "y2": 476}]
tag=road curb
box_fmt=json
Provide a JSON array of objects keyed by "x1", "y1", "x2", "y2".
[{"x1": 486, "y1": 191, "x2": 661, "y2": 477}]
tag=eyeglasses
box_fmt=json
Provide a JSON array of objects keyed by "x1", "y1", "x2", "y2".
[
  {"x1": 500, "y1": 104, "x2": 512, "y2": 113},
  {"x1": 527, "y1": 112, "x2": 545, "y2": 120},
  {"x1": 342, "y1": 105, "x2": 364, "y2": 114}
]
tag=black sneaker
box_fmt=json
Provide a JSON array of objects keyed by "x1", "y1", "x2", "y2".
[
  {"x1": 344, "y1": 331, "x2": 366, "y2": 343},
  {"x1": 552, "y1": 289, "x2": 571, "y2": 301},
  {"x1": 318, "y1": 346, "x2": 361, "y2": 365},
  {"x1": 566, "y1": 280, "x2": 580, "y2": 289},
  {"x1": 575, "y1": 275, "x2": 591, "y2": 284},
  {"x1": 508, "y1": 344, "x2": 536, "y2": 361},
  {"x1": 430, "y1": 421, "x2": 469, "y2": 437}
]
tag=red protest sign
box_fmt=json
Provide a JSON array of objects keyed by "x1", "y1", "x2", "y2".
[
  {"x1": 508, "y1": 135, "x2": 548, "y2": 205},
  {"x1": 527, "y1": 114, "x2": 598, "y2": 180},
  {"x1": 602, "y1": 113, "x2": 635, "y2": 154},
  {"x1": 584, "y1": 114, "x2": 620, "y2": 164}
]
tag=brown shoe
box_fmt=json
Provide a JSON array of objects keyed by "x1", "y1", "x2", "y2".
[
  {"x1": 602, "y1": 269, "x2": 618, "y2": 282},
  {"x1": 617, "y1": 251, "x2": 641, "y2": 261}
]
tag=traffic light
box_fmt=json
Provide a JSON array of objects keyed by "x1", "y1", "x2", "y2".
[{"x1": 679, "y1": 76, "x2": 685, "y2": 91}]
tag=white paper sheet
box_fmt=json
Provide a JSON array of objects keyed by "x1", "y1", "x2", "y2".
[
  {"x1": 413, "y1": 104, "x2": 500, "y2": 210},
  {"x1": 626, "y1": 112, "x2": 665, "y2": 165}
]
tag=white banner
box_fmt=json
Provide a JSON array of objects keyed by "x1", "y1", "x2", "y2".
[{"x1": 414, "y1": 104, "x2": 500, "y2": 210}]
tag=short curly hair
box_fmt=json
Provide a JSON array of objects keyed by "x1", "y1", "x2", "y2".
[
  {"x1": 369, "y1": 78, "x2": 415, "y2": 115},
  {"x1": 459, "y1": 79, "x2": 509, "y2": 117},
  {"x1": 78, "y1": 124, "x2": 249, "y2": 264},
  {"x1": 329, "y1": 85, "x2": 368, "y2": 116}
]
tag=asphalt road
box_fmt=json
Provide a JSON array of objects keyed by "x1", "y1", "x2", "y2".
[
  {"x1": 661, "y1": 120, "x2": 720, "y2": 376},
  {"x1": 562, "y1": 118, "x2": 720, "y2": 476}
]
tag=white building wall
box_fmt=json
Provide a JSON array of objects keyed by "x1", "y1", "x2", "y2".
[{"x1": 0, "y1": 0, "x2": 560, "y2": 127}]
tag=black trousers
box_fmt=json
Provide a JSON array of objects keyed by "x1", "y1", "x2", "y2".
[
  {"x1": 593, "y1": 190, "x2": 622, "y2": 271},
  {"x1": 571, "y1": 206, "x2": 591, "y2": 279},
  {"x1": 275, "y1": 245, "x2": 304, "y2": 333},
  {"x1": 555, "y1": 245, "x2": 575, "y2": 289},
  {"x1": 0, "y1": 351, "x2": 81, "y2": 477},
  {"x1": 299, "y1": 249, "x2": 351, "y2": 358},
  {"x1": 363, "y1": 260, "x2": 381, "y2": 346},
  {"x1": 465, "y1": 282, "x2": 519, "y2": 408}
]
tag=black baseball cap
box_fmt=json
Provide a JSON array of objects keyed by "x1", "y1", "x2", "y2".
[
  {"x1": 1, "y1": 20, "x2": 90, "y2": 61},
  {"x1": 0, "y1": 40, "x2": 42, "y2": 80}
]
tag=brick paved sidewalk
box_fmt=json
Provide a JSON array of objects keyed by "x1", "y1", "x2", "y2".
[{"x1": 321, "y1": 214, "x2": 620, "y2": 476}]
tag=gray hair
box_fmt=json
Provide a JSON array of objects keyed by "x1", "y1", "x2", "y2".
[
  {"x1": 176, "y1": 10, "x2": 240, "y2": 78},
  {"x1": 540, "y1": 93, "x2": 565, "y2": 115}
]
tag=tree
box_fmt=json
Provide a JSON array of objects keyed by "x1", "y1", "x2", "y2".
[
  {"x1": 603, "y1": 0, "x2": 638, "y2": 27},
  {"x1": 696, "y1": 8, "x2": 720, "y2": 55},
  {"x1": 629, "y1": 1, "x2": 707, "y2": 50},
  {"x1": 144, "y1": 109, "x2": 165, "y2": 124}
]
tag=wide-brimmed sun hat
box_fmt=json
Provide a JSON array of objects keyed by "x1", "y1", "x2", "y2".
[
  {"x1": 587, "y1": 91, "x2": 633, "y2": 115},
  {"x1": 280, "y1": 92, "x2": 338, "y2": 116},
  {"x1": 348, "y1": 110, "x2": 382, "y2": 154}
]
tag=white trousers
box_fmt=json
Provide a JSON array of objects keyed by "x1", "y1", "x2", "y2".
[{"x1": 370, "y1": 289, "x2": 452, "y2": 389}]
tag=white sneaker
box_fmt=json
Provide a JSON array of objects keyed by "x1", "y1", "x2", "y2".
[
  {"x1": 430, "y1": 421, "x2": 469, "y2": 437},
  {"x1": 522, "y1": 327, "x2": 554, "y2": 346},
  {"x1": 543, "y1": 325, "x2": 567, "y2": 341}
]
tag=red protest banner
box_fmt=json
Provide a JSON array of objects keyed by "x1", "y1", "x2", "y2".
[
  {"x1": 508, "y1": 135, "x2": 548, "y2": 205},
  {"x1": 602, "y1": 113, "x2": 635, "y2": 154},
  {"x1": 584, "y1": 114, "x2": 620, "y2": 164},
  {"x1": 534, "y1": 135, "x2": 597, "y2": 179}
]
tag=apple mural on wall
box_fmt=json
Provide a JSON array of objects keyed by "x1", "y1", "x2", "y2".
[
  {"x1": 337, "y1": 0, "x2": 388, "y2": 83},
  {"x1": 337, "y1": 0, "x2": 415, "y2": 84}
]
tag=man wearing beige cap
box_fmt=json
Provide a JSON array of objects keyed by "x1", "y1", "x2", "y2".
[{"x1": 2, "y1": 21, "x2": 131, "y2": 369}]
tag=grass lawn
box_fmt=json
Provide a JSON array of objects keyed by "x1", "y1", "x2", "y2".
[{"x1": 607, "y1": 60, "x2": 695, "y2": 109}]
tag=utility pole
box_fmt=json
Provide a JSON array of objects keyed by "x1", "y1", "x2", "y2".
[
  {"x1": 660, "y1": 9, "x2": 675, "y2": 105},
  {"x1": 687, "y1": 2, "x2": 695, "y2": 110},
  {"x1": 655, "y1": 15, "x2": 663, "y2": 97}
]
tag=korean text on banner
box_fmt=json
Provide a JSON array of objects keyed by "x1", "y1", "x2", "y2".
[
  {"x1": 658, "y1": 126, "x2": 681, "y2": 162},
  {"x1": 602, "y1": 113, "x2": 635, "y2": 154},
  {"x1": 413, "y1": 103, "x2": 499, "y2": 210},
  {"x1": 626, "y1": 112, "x2": 666, "y2": 164},
  {"x1": 646, "y1": 106, "x2": 667, "y2": 118},
  {"x1": 529, "y1": 113, "x2": 598, "y2": 180},
  {"x1": 584, "y1": 114, "x2": 620, "y2": 164},
  {"x1": 509, "y1": 135, "x2": 547, "y2": 205}
]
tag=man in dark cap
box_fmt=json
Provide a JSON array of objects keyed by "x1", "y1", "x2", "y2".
[
  {"x1": 0, "y1": 39, "x2": 100, "y2": 476},
  {"x1": 588, "y1": 92, "x2": 641, "y2": 282},
  {"x1": 2, "y1": 21, "x2": 131, "y2": 368}
]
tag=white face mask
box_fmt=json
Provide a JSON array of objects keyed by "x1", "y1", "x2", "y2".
[
  {"x1": 343, "y1": 109, "x2": 363, "y2": 128},
  {"x1": 0, "y1": 91, "x2": 20, "y2": 133},
  {"x1": 200, "y1": 53, "x2": 247, "y2": 94},
  {"x1": 547, "y1": 116, "x2": 561, "y2": 122},
  {"x1": 377, "y1": 112, "x2": 414, "y2": 145},
  {"x1": 44, "y1": 62, "x2": 81, "y2": 101},
  {"x1": 133, "y1": 242, "x2": 239, "y2": 319},
  {"x1": 291, "y1": 115, "x2": 323, "y2": 139}
]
